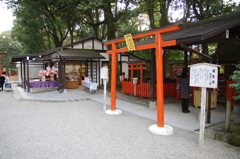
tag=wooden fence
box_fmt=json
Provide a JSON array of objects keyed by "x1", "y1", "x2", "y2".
[{"x1": 122, "y1": 80, "x2": 176, "y2": 98}]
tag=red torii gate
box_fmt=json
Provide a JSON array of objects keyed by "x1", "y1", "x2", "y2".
[
  {"x1": 128, "y1": 62, "x2": 146, "y2": 84},
  {"x1": 104, "y1": 25, "x2": 180, "y2": 135},
  {"x1": 129, "y1": 62, "x2": 146, "y2": 96},
  {"x1": 122, "y1": 62, "x2": 147, "y2": 97}
]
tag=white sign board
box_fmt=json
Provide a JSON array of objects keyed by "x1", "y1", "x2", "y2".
[
  {"x1": 100, "y1": 66, "x2": 108, "y2": 79},
  {"x1": 189, "y1": 63, "x2": 220, "y2": 88}
]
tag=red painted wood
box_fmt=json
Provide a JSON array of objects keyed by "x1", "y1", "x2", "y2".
[
  {"x1": 104, "y1": 25, "x2": 180, "y2": 45},
  {"x1": 122, "y1": 81, "x2": 176, "y2": 98},
  {"x1": 110, "y1": 44, "x2": 117, "y2": 111},
  {"x1": 105, "y1": 25, "x2": 180, "y2": 127}
]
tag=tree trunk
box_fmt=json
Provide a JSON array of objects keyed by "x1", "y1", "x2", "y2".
[
  {"x1": 159, "y1": 0, "x2": 171, "y2": 27},
  {"x1": 159, "y1": 1, "x2": 171, "y2": 77},
  {"x1": 145, "y1": 0, "x2": 156, "y2": 29},
  {"x1": 103, "y1": 2, "x2": 122, "y2": 90}
]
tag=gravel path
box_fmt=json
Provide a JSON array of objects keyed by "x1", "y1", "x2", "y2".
[{"x1": 0, "y1": 89, "x2": 239, "y2": 159}]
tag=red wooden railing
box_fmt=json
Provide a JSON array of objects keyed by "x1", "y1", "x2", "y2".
[
  {"x1": 122, "y1": 80, "x2": 176, "y2": 98},
  {"x1": 226, "y1": 81, "x2": 236, "y2": 108}
]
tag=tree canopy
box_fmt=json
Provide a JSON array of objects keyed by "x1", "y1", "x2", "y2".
[
  {"x1": 5, "y1": 0, "x2": 239, "y2": 54},
  {"x1": 0, "y1": 31, "x2": 23, "y2": 69},
  {"x1": 1, "y1": 0, "x2": 239, "y2": 77}
]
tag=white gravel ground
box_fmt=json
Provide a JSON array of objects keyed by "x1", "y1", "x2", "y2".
[{"x1": 0, "y1": 89, "x2": 240, "y2": 159}]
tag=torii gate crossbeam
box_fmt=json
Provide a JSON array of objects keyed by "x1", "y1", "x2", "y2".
[{"x1": 104, "y1": 25, "x2": 180, "y2": 134}]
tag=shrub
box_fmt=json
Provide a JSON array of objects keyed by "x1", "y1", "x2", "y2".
[
  {"x1": 230, "y1": 64, "x2": 240, "y2": 100},
  {"x1": 227, "y1": 124, "x2": 240, "y2": 146}
]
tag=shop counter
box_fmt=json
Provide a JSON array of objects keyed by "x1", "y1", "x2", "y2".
[
  {"x1": 66, "y1": 81, "x2": 78, "y2": 89},
  {"x1": 29, "y1": 81, "x2": 58, "y2": 88}
]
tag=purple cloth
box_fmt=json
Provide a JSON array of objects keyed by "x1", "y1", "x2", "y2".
[{"x1": 29, "y1": 81, "x2": 58, "y2": 88}]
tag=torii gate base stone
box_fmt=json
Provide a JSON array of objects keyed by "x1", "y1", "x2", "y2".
[{"x1": 105, "y1": 109, "x2": 122, "y2": 115}]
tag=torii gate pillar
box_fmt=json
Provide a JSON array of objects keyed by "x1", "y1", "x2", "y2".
[
  {"x1": 105, "y1": 43, "x2": 122, "y2": 115},
  {"x1": 148, "y1": 33, "x2": 173, "y2": 135}
]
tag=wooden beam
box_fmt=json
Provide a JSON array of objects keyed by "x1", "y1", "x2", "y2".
[
  {"x1": 104, "y1": 25, "x2": 180, "y2": 45},
  {"x1": 106, "y1": 43, "x2": 156, "y2": 54},
  {"x1": 128, "y1": 67, "x2": 147, "y2": 70},
  {"x1": 128, "y1": 62, "x2": 147, "y2": 65},
  {"x1": 208, "y1": 38, "x2": 240, "y2": 45},
  {"x1": 106, "y1": 40, "x2": 176, "y2": 54},
  {"x1": 181, "y1": 44, "x2": 212, "y2": 60},
  {"x1": 162, "y1": 40, "x2": 176, "y2": 47}
]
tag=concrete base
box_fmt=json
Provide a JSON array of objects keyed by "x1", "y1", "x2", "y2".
[
  {"x1": 149, "y1": 101, "x2": 156, "y2": 109},
  {"x1": 105, "y1": 109, "x2": 122, "y2": 115},
  {"x1": 64, "y1": 89, "x2": 67, "y2": 93},
  {"x1": 149, "y1": 124, "x2": 173, "y2": 135}
]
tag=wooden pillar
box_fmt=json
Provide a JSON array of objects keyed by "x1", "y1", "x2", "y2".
[
  {"x1": 131, "y1": 66, "x2": 134, "y2": 96},
  {"x1": 151, "y1": 49, "x2": 156, "y2": 101},
  {"x1": 23, "y1": 62, "x2": 26, "y2": 90},
  {"x1": 63, "y1": 60, "x2": 66, "y2": 89},
  {"x1": 140, "y1": 64, "x2": 143, "y2": 98},
  {"x1": 120, "y1": 54, "x2": 122, "y2": 75},
  {"x1": 98, "y1": 59, "x2": 100, "y2": 85},
  {"x1": 156, "y1": 33, "x2": 164, "y2": 127},
  {"x1": 20, "y1": 62, "x2": 23, "y2": 84},
  {"x1": 86, "y1": 59, "x2": 88, "y2": 76},
  {"x1": 131, "y1": 66, "x2": 134, "y2": 80},
  {"x1": 110, "y1": 43, "x2": 117, "y2": 111},
  {"x1": 184, "y1": 50, "x2": 188, "y2": 67},
  {"x1": 26, "y1": 60, "x2": 30, "y2": 93},
  {"x1": 91, "y1": 59, "x2": 93, "y2": 79},
  {"x1": 58, "y1": 59, "x2": 62, "y2": 86},
  {"x1": 140, "y1": 65, "x2": 142, "y2": 83},
  {"x1": 202, "y1": 42, "x2": 209, "y2": 62},
  {"x1": 202, "y1": 42, "x2": 212, "y2": 123},
  {"x1": 237, "y1": 45, "x2": 240, "y2": 63},
  {"x1": 225, "y1": 99, "x2": 231, "y2": 131}
]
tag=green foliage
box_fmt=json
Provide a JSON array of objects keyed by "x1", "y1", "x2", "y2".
[
  {"x1": 4, "y1": 0, "x2": 240, "y2": 56},
  {"x1": 8, "y1": 0, "x2": 84, "y2": 52},
  {"x1": 227, "y1": 124, "x2": 240, "y2": 147},
  {"x1": 166, "y1": 49, "x2": 184, "y2": 61},
  {"x1": 211, "y1": 44, "x2": 238, "y2": 62},
  {"x1": 173, "y1": 0, "x2": 240, "y2": 22},
  {"x1": 222, "y1": 1, "x2": 240, "y2": 13},
  {"x1": 0, "y1": 31, "x2": 22, "y2": 69},
  {"x1": 12, "y1": 18, "x2": 47, "y2": 54},
  {"x1": 164, "y1": 49, "x2": 184, "y2": 77},
  {"x1": 230, "y1": 64, "x2": 240, "y2": 100}
]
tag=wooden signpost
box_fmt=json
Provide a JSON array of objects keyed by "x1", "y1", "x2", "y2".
[{"x1": 189, "y1": 63, "x2": 219, "y2": 147}]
